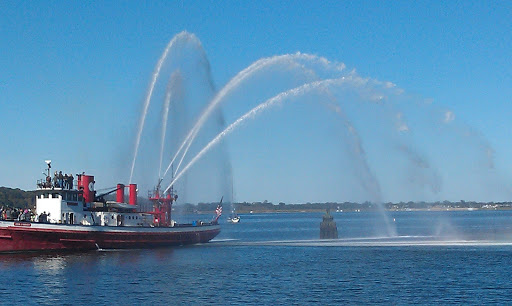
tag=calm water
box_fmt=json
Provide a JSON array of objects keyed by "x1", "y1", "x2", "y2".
[{"x1": 2, "y1": 211, "x2": 512, "y2": 305}]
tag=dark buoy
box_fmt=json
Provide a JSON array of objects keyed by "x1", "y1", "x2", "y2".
[{"x1": 320, "y1": 209, "x2": 338, "y2": 239}]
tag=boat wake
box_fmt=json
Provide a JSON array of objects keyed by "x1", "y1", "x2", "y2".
[
  {"x1": 210, "y1": 236, "x2": 512, "y2": 248},
  {"x1": 210, "y1": 238, "x2": 240, "y2": 243}
]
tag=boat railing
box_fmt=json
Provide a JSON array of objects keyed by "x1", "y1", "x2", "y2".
[
  {"x1": 36, "y1": 178, "x2": 53, "y2": 189},
  {"x1": 36, "y1": 178, "x2": 78, "y2": 190}
]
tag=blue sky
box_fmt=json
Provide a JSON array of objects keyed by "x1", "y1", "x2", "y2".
[{"x1": 1, "y1": 1, "x2": 511, "y2": 203}]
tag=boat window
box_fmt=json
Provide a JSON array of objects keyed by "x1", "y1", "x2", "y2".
[
  {"x1": 52, "y1": 193, "x2": 59, "y2": 199},
  {"x1": 111, "y1": 215, "x2": 114, "y2": 219},
  {"x1": 44, "y1": 193, "x2": 49, "y2": 198},
  {"x1": 73, "y1": 194, "x2": 78, "y2": 201}
]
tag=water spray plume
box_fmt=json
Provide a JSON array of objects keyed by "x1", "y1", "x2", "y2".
[
  {"x1": 130, "y1": 31, "x2": 198, "y2": 183},
  {"x1": 126, "y1": 31, "x2": 511, "y2": 239},
  {"x1": 159, "y1": 71, "x2": 182, "y2": 179},
  {"x1": 163, "y1": 52, "x2": 347, "y2": 179}
]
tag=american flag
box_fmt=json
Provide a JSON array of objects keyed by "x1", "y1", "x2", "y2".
[{"x1": 215, "y1": 204, "x2": 222, "y2": 217}]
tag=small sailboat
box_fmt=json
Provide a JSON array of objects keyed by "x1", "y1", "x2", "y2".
[
  {"x1": 227, "y1": 213, "x2": 240, "y2": 223},
  {"x1": 227, "y1": 204, "x2": 240, "y2": 223}
]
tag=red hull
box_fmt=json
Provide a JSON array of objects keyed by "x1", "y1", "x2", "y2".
[{"x1": 0, "y1": 222, "x2": 220, "y2": 253}]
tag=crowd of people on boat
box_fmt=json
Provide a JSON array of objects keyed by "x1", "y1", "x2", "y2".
[
  {"x1": 41, "y1": 171, "x2": 74, "y2": 189},
  {"x1": 0, "y1": 206, "x2": 52, "y2": 223},
  {"x1": 0, "y1": 206, "x2": 33, "y2": 221}
]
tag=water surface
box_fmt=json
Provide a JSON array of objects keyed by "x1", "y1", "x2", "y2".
[{"x1": 1, "y1": 211, "x2": 512, "y2": 304}]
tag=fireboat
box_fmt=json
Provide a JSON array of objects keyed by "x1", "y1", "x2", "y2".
[{"x1": 0, "y1": 161, "x2": 221, "y2": 253}]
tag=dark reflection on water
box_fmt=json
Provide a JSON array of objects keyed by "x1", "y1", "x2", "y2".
[{"x1": 1, "y1": 211, "x2": 512, "y2": 304}]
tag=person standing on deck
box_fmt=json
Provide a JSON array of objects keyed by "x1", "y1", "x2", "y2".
[
  {"x1": 58, "y1": 171, "x2": 63, "y2": 188},
  {"x1": 53, "y1": 171, "x2": 58, "y2": 188}
]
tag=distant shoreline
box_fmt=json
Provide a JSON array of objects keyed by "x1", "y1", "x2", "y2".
[
  {"x1": 199, "y1": 202, "x2": 512, "y2": 214},
  {"x1": 227, "y1": 207, "x2": 512, "y2": 214}
]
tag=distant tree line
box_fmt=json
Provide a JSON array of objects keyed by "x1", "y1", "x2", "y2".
[{"x1": 0, "y1": 187, "x2": 36, "y2": 209}]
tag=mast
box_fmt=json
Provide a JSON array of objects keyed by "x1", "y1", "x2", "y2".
[{"x1": 45, "y1": 160, "x2": 51, "y2": 178}]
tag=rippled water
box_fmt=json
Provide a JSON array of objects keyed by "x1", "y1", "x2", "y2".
[{"x1": 2, "y1": 211, "x2": 512, "y2": 304}]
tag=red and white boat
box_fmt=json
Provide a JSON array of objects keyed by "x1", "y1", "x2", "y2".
[{"x1": 0, "y1": 161, "x2": 221, "y2": 253}]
